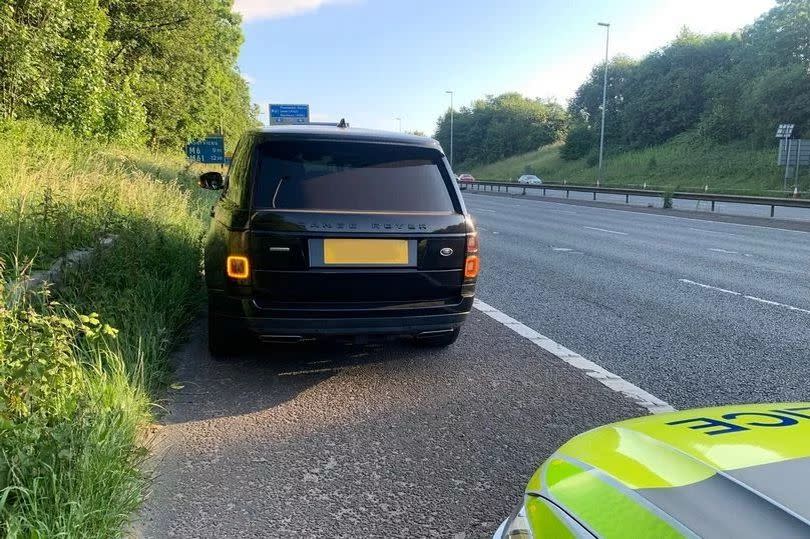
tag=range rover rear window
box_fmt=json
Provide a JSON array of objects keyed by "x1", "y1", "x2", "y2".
[{"x1": 252, "y1": 140, "x2": 455, "y2": 212}]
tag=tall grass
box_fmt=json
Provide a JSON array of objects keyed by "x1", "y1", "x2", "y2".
[
  {"x1": 0, "y1": 119, "x2": 214, "y2": 536},
  {"x1": 469, "y1": 132, "x2": 806, "y2": 195}
]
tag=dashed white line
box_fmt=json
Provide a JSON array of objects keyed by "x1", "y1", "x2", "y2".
[
  {"x1": 689, "y1": 227, "x2": 739, "y2": 237},
  {"x1": 708, "y1": 248, "x2": 739, "y2": 254},
  {"x1": 678, "y1": 279, "x2": 741, "y2": 295},
  {"x1": 552, "y1": 247, "x2": 573, "y2": 252},
  {"x1": 679, "y1": 279, "x2": 810, "y2": 315},
  {"x1": 744, "y1": 295, "x2": 810, "y2": 315},
  {"x1": 583, "y1": 226, "x2": 628, "y2": 236},
  {"x1": 473, "y1": 299, "x2": 676, "y2": 414}
]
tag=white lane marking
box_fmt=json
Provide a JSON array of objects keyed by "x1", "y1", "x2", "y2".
[
  {"x1": 689, "y1": 227, "x2": 739, "y2": 237},
  {"x1": 552, "y1": 247, "x2": 573, "y2": 252},
  {"x1": 583, "y1": 226, "x2": 628, "y2": 236},
  {"x1": 708, "y1": 248, "x2": 739, "y2": 254},
  {"x1": 466, "y1": 192, "x2": 810, "y2": 235},
  {"x1": 678, "y1": 279, "x2": 741, "y2": 296},
  {"x1": 744, "y1": 295, "x2": 810, "y2": 315},
  {"x1": 476, "y1": 208, "x2": 497, "y2": 213},
  {"x1": 679, "y1": 279, "x2": 810, "y2": 315},
  {"x1": 547, "y1": 209, "x2": 578, "y2": 215},
  {"x1": 473, "y1": 299, "x2": 676, "y2": 414}
]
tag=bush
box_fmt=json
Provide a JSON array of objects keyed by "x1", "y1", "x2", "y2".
[
  {"x1": 560, "y1": 123, "x2": 595, "y2": 161},
  {"x1": 0, "y1": 119, "x2": 211, "y2": 536},
  {"x1": 1, "y1": 292, "x2": 83, "y2": 421}
]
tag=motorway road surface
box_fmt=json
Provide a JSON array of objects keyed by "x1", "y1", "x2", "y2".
[
  {"x1": 464, "y1": 191, "x2": 810, "y2": 407},
  {"x1": 138, "y1": 194, "x2": 810, "y2": 538},
  {"x1": 137, "y1": 313, "x2": 640, "y2": 538}
]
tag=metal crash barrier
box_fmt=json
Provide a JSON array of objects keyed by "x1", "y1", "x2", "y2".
[{"x1": 467, "y1": 181, "x2": 810, "y2": 218}]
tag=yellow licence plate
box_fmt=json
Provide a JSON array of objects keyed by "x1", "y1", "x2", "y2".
[{"x1": 323, "y1": 239, "x2": 409, "y2": 265}]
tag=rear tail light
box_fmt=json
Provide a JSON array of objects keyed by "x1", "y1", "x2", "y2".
[
  {"x1": 466, "y1": 233, "x2": 479, "y2": 254},
  {"x1": 464, "y1": 233, "x2": 479, "y2": 278},
  {"x1": 226, "y1": 255, "x2": 250, "y2": 279},
  {"x1": 464, "y1": 256, "x2": 480, "y2": 278}
]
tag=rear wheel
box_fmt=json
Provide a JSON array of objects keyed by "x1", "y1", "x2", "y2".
[
  {"x1": 207, "y1": 306, "x2": 251, "y2": 360},
  {"x1": 415, "y1": 328, "x2": 460, "y2": 348}
]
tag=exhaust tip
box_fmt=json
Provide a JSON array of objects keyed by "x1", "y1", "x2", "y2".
[{"x1": 416, "y1": 329, "x2": 454, "y2": 339}]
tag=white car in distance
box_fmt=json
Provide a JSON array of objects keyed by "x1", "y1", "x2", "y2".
[{"x1": 517, "y1": 174, "x2": 543, "y2": 185}]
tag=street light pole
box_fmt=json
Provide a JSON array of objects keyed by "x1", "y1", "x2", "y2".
[
  {"x1": 395, "y1": 117, "x2": 402, "y2": 132},
  {"x1": 597, "y1": 22, "x2": 610, "y2": 187},
  {"x1": 445, "y1": 90, "x2": 454, "y2": 168}
]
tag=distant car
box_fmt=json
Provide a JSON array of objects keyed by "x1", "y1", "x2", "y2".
[
  {"x1": 493, "y1": 402, "x2": 810, "y2": 538},
  {"x1": 517, "y1": 174, "x2": 543, "y2": 185},
  {"x1": 457, "y1": 174, "x2": 476, "y2": 190}
]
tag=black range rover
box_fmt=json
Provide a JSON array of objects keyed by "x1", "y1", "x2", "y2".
[{"x1": 199, "y1": 124, "x2": 478, "y2": 356}]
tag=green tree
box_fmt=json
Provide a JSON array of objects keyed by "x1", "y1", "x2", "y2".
[
  {"x1": 620, "y1": 29, "x2": 738, "y2": 147},
  {"x1": 0, "y1": 0, "x2": 256, "y2": 148},
  {"x1": 434, "y1": 93, "x2": 567, "y2": 165},
  {"x1": 560, "y1": 121, "x2": 595, "y2": 161},
  {"x1": 567, "y1": 55, "x2": 637, "y2": 151},
  {"x1": 700, "y1": 0, "x2": 810, "y2": 144}
]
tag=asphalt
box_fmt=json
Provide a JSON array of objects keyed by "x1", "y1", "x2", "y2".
[
  {"x1": 136, "y1": 310, "x2": 641, "y2": 538},
  {"x1": 137, "y1": 191, "x2": 810, "y2": 537},
  {"x1": 464, "y1": 191, "x2": 810, "y2": 408}
]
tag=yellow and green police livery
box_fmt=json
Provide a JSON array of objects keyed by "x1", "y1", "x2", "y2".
[{"x1": 496, "y1": 403, "x2": 810, "y2": 538}]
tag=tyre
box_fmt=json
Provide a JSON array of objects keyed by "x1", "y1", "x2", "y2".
[
  {"x1": 415, "y1": 328, "x2": 460, "y2": 348},
  {"x1": 207, "y1": 306, "x2": 251, "y2": 360}
]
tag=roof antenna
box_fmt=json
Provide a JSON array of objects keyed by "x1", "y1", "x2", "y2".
[{"x1": 337, "y1": 118, "x2": 349, "y2": 128}]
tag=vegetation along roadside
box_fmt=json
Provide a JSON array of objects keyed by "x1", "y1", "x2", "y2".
[
  {"x1": 1, "y1": 0, "x2": 253, "y2": 534},
  {"x1": 0, "y1": 120, "x2": 216, "y2": 536}
]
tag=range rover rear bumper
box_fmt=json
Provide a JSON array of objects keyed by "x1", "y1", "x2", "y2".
[{"x1": 208, "y1": 292, "x2": 474, "y2": 338}]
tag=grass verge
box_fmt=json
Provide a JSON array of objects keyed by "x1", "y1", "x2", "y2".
[
  {"x1": 0, "y1": 119, "x2": 214, "y2": 536},
  {"x1": 468, "y1": 132, "x2": 808, "y2": 196}
]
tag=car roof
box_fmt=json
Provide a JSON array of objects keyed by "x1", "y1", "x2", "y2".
[{"x1": 251, "y1": 125, "x2": 443, "y2": 150}]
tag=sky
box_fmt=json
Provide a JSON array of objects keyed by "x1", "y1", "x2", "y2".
[{"x1": 234, "y1": 0, "x2": 775, "y2": 136}]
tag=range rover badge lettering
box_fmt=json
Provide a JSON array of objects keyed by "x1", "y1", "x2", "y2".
[{"x1": 440, "y1": 247, "x2": 454, "y2": 257}]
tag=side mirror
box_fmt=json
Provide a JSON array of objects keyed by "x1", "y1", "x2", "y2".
[{"x1": 199, "y1": 171, "x2": 224, "y2": 190}]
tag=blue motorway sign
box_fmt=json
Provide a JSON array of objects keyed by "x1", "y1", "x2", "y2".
[
  {"x1": 186, "y1": 136, "x2": 225, "y2": 164},
  {"x1": 269, "y1": 104, "x2": 310, "y2": 124}
]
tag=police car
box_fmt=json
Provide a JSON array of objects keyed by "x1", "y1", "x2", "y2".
[{"x1": 495, "y1": 403, "x2": 810, "y2": 538}]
